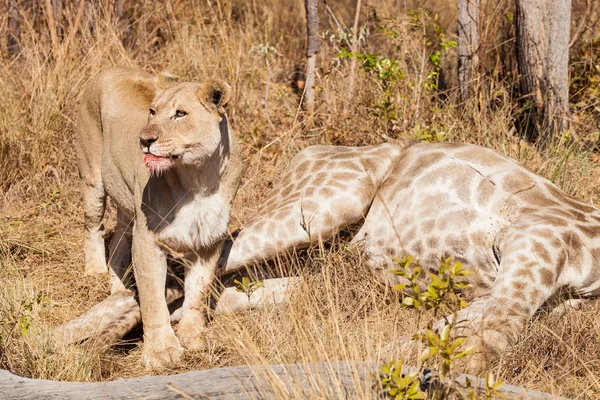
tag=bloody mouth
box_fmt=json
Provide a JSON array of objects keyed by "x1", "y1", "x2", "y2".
[{"x1": 144, "y1": 154, "x2": 175, "y2": 174}]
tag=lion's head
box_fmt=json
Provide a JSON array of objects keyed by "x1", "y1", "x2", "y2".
[{"x1": 139, "y1": 79, "x2": 231, "y2": 174}]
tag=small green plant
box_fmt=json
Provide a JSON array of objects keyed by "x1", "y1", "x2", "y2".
[
  {"x1": 233, "y1": 276, "x2": 265, "y2": 302},
  {"x1": 375, "y1": 256, "x2": 502, "y2": 398},
  {"x1": 37, "y1": 189, "x2": 63, "y2": 213},
  {"x1": 375, "y1": 359, "x2": 426, "y2": 399},
  {"x1": 390, "y1": 256, "x2": 472, "y2": 316},
  {"x1": 17, "y1": 293, "x2": 49, "y2": 336},
  {"x1": 338, "y1": 47, "x2": 404, "y2": 128}
]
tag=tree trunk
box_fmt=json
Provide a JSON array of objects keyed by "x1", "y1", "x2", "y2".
[
  {"x1": 457, "y1": 0, "x2": 480, "y2": 102},
  {"x1": 304, "y1": 0, "x2": 320, "y2": 119},
  {"x1": 515, "y1": 0, "x2": 571, "y2": 141},
  {"x1": 7, "y1": 0, "x2": 20, "y2": 55}
]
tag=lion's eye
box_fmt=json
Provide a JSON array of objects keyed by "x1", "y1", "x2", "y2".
[
  {"x1": 174, "y1": 110, "x2": 188, "y2": 119},
  {"x1": 149, "y1": 108, "x2": 156, "y2": 116}
]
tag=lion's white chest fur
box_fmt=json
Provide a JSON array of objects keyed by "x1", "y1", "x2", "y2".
[{"x1": 155, "y1": 190, "x2": 230, "y2": 252}]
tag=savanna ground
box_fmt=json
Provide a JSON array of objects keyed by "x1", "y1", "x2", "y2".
[{"x1": 1, "y1": 0, "x2": 600, "y2": 397}]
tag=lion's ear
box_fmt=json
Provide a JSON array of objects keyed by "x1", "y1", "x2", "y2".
[
  {"x1": 198, "y1": 79, "x2": 231, "y2": 115},
  {"x1": 155, "y1": 71, "x2": 179, "y2": 89}
]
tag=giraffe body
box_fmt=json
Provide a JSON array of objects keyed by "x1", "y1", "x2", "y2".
[{"x1": 221, "y1": 140, "x2": 600, "y2": 372}]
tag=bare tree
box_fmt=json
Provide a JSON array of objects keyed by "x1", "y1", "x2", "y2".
[
  {"x1": 515, "y1": 0, "x2": 571, "y2": 141},
  {"x1": 457, "y1": 0, "x2": 480, "y2": 101},
  {"x1": 7, "y1": 0, "x2": 20, "y2": 55},
  {"x1": 304, "y1": 0, "x2": 320, "y2": 118}
]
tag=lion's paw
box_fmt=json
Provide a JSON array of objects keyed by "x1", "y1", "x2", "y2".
[
  {"x1": 142, "y1": 331, "x2": 184, "y2": 369},
  {"x1": 176, "y1": 322, "x2": 207, "y2": 351},
  {"x1": 84, "y1": 258, "x2": 108, "y2": 275}
]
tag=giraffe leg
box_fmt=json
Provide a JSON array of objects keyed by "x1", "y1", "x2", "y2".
[
  {"x1": 108, "y1": 207, "x2": 133, "y2": 293},
  {"x1": 445, "y1": 225, "x2": 564, "y2": 375}
]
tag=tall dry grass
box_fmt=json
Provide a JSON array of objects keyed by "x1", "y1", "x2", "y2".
[{"x1": 1, "y1": 0, "x2": 600, "y2": 397}]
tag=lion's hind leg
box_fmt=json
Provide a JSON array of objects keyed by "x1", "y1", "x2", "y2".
[{"x1": 81, "y1": 175, "x2": 108, "y2": 276}]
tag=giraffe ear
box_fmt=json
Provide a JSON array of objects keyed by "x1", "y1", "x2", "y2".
[{"x1": 198, "y1": 79, "x2": 231, "y2": 115}]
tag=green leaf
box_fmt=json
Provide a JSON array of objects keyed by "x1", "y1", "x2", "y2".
[
  {"x1": 393, "y1": 283, "x2": 407, "y2": 292},
  {"x1": 420, "y1": 346, "x2": 437, "y2": 360},
  {"x1": 403, "y1": 297, "x2": 415, "y2": 307}
]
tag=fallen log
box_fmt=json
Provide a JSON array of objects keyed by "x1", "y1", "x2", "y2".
[{"x1": 0, "y1": 361, "x2": 567, "y2": 399}]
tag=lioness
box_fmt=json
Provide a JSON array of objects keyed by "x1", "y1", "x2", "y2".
[{"x1": 75, "y1": 67, "x2": 241, "y2": 368}]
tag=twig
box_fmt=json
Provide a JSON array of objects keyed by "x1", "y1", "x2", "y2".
[{"x1": 569, "y1": 0, "x2": 593, "y2": 48}]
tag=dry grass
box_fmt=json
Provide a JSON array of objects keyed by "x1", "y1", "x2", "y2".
[{"x1": 1, "y1": 0, "x2": 600, "y2": 397}]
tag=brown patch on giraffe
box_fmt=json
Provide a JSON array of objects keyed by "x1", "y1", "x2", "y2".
[
  {"x1": 532, "y1": 241, "x2": 552, "y2": 264},
  {"x1": 512, "y1": 290, "x2": 527, "y2": 301},
  {"x1": 470, "y1": 231, "x2": 488, "y2": 248},
  {"x1": 280, "y1": 183, "x2": 294, "y2": 198},
  {"x1": 362, "y1": 157, "x2": 378, "y2": 175},
  {"x1": 546, "y1": 184, "x2": 596, "y2": 213},
  {"x1": 412, "y1": 241, "x2": 424, "y2": 256},
  {"x1": 403, "y1": 152, "x2": 446, "y2": 179},
  {"x1": 309, "y1": 172, "x2": 328, "y2": 186},
  {"x1": 304, "y1": 187, "x2": 316, "y2": 197},
  {"x1": 438, "y1": 210, "x2": 475, "y2": 230},
  {"x1": 295, "y1": 160, "x2": 310, "y2": 175},
  {"x1": 296, "y1": 175, "x2": 311, "y2": 189},
  {"x1": 328, "y1": 180, "x2": 348, "y2": 190},
  {"x1": 531, "y1": 228, "x2": 554, "y2": 238},
  {"x1": 427, "y1": 236, "x2": 439, "y2": 248},
  {"x1": 312, "y1": 160, "x2": 327, "y2": 171},
  {"x1": 445, "y1": 236, "x2": 465, "y2": 256},
  {"x1": 562, "y1": 231, "x2": 584, "y2": 268},
  {"x1": 476, "y1": 180, "x2": 496, "y2": 207},
  {"x1": 512, "y1": 281, "x2": 526, "y2": 291},
  {"x1": 502, "y1": 171, "x2": 535, "y2": 193},
  {"x1": 516, "y1": 268, "x2": 535, "y2": 280},
  {"x1": 576, "y1": 224, "x2": 600, "y2": 238},
  {"x1": 332, "y1": 172, "x2": 359, "y2": 181},
  {"x1": 318, "y1": 187, "x2": 335, "y2": 198},
  {"x1": 525, "y1": 288, "x2": 541, "y2": 305},
  {"x1": 339, "y1": 161, "x2": 364, "y2": 173},
  {"x1": 422, "y1": 219, "x2": 435, "y2": 234},
  {"x1": 539, "y1": 268, "x2": 554, "y2": 286},
  {"x1": 454, "y1": 147, "x2": 506, "y2": 167},
  {"x1": 301, "y1": 200, "x2": 319, "y2": 213},
  {"x1": 542, "y1": 214, "x2": 568, "y2": 227},
  {"x1": 552, "y1": 208, "x2": 587, "y2": 222},
  {"x1": 566, "y1": 197, "x2": 596, "y2": 214},
  {"x1": 524, "y1": 192, "x2": 560, "y2": 208}
]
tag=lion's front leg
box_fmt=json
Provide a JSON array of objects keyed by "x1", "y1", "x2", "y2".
[
  {"x1": 132, "y1": 223, "x2": 183, "y2": 369},
  {"x1": 176, "y1": 243, "x2": 222, "y2": 351}
]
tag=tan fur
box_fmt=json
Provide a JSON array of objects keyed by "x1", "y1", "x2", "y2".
[{"x1": 75, "y1": 67, "x2": 241, "y2": 368}]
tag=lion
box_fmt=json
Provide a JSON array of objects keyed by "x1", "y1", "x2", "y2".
[{"x1": 75, "y1": 67, "x2": 242, "y2": 368}]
